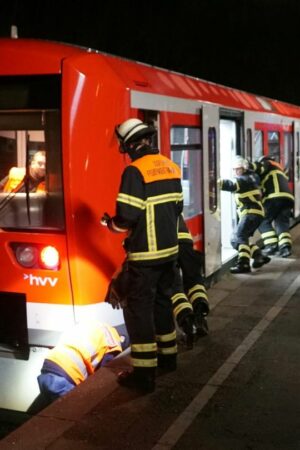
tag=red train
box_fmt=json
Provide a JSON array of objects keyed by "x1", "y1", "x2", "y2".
[{"x1": 0, "y1": 37, "x2": 299, "y2": 411}]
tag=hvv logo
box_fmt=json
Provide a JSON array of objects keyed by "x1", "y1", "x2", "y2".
[{"x1": 23, "y1": 273, "x2": 58, "y2": 287}]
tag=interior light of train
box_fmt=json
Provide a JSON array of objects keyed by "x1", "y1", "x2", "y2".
[
  {"x1": 40, "y1": 246, "x2": 60, "y2": 270},
  {"x1": 15, "y1": 245, "x2": 39, "y2": 268}
]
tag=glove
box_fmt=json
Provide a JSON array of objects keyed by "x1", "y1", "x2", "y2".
[
  {"x1": 105, "y1": 263, "x2": 129, "y2": 309},
  {"x1": 100, "y1": 212, "x2": 112, "y2": 226}
]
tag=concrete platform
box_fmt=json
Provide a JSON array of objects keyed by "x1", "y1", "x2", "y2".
[{"x1": 1, "y1": 225, "x2": 300, "y2": 450}]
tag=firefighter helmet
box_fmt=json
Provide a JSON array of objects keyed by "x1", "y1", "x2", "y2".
[
  {"x1": 232, "y1": 156, "x2": 248, "y2": 170},
  {"x1": 115, "y1": 118, "x2": 156, "y2": 145}
]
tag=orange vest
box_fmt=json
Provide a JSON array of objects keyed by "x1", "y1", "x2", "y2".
[
  {"x1": 3, "y1": 167, "x2": 46, "y2": 193},
  {"x1": 46, "y1": 322, "x2": 122, "y2": 385}
]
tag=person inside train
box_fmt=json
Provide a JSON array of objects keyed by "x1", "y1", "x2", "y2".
[
  {"x1": 101, "y1": 117, "x2": 183, "y2": 393},
  {"x1": 0, "y1": 150, "x2": 46, "y2": 193},
  {"x1": 248, "y1": 155, "x2": 294, "y2": 258},
  {"x1": 218, "y1": 156, "x2": 270, "y2": 274},
  {"x1": 37, "y1": 320, "x2": 129, "y2": 403}
]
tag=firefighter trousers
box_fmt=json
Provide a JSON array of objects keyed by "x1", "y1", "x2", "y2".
[{"x1": 123, "y1": 261, "x2": 177, "y2": 372}]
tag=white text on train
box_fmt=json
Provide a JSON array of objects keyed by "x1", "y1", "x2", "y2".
[{"x1": 23, "y1": 274, "x2": 58, "y2": 287}]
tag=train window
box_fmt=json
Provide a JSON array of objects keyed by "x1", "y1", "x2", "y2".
[
  {"x1": 208, "y1": 127, "x2": 217, "y2": 213},
  {"x1": 0, "y1": 75, "x2": 63, "y2": 230},
  {"x1": 254, "y1": 130, "x2": 263, "y2": 160},
  {"x1": 268, "y1": 131, "x2": 280, "y2": 162},
  {"x1": 170, "y1": 126, "x2": 202, "y2": 219},
  {"x1": 284, "y1": 132, "x2": 293, "y2": 181}
]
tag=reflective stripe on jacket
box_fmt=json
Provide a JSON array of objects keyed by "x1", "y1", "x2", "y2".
[
  {"x1": 45, "y1": 322, "x2": 122, "y2": 385},
  {"x1": 220, "y1": 171, "x2": 264, "y2": 217},
  {"x1": 113, "y1": 151, "x2": 183, "y2": 265},
  {"x1": 251, "y1": 160, "x2": 294, "y2": 203}
]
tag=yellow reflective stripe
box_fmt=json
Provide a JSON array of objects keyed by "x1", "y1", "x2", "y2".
[
  {"x1": 263, "y1": 192, "x2": 294, "y2": 201},
  {"x1": 173, "y1": 303, "x2": 193, "y2": 317},
  {"x1": 279, "y1": 232, "x2": 291, "y2": 239},
  {"x1": 239, "y1": 252, "x2": 250, "y2": 259},
  {"x1": 132, "y1": 358, "x2": 157, "y2": 368},
  {"x1": 264, "y1": 237, "x2": 278, "y2": 245},
  {"x1": 261, "y1": 230, "x2": 276, "y2": 239},
  {"x1": 117, "y1": 193, "x2": 145, "y2": 209},
  {"x1": 239, "y1": 209, "x2": 264, "y2": 217},
  {"x1": 128, "y1": 245, "x2": 178, "y2": 261},
  {"x1": 146, "y1": 203, "x2": 157, "y2": 252},
  {"x1": 239, "y1": 244, "x2": 250, "y2": 251},
  {"x1": 250, "y1": 245, "x2": 259, "y2": 257},
  {"x1": 147, "y1": 192, "x2": 183, "y2": 205},
  {"x1": 279, "y1": 237, "x2": 292, "y2": 245},
  {"x1": 189, "y1": 292, "x2": 208, "y2": 304},
  {"x1": 178, "y1": 232, "x2": 193, "y2": 240},
  {"x1": 156, "y1": 330, "x2": 177, "y2": 342},
  {"x1": 131, "y1": 343, "x2": 157, "y2": 352},
  {"x1": 187, "y1": 284, "x2": 206, "y2": 296},
  {"x1": 171, "y1": 293, "x2": 188, "y2": 304},
  {"x1": 237, "y1": 189, "x2": 261, "y2": 198},
  {"x1": 157, "y1": 345, "x2": 177, "y2": 355}
]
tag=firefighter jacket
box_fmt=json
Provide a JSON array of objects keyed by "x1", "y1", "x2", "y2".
[
  {"x1": 112, "y1": 147, "x2": 183, "y2": 265},
  {"x1": 219, "y1": 171, "x2": 264, "y2": 218},
  {"x1": 178, "y1": 214, "x2": 193, "y2": 243},
  {"x1": 250, "y1": 160, "x2": 294, "y2": 204},
  {"x1": 43, "y1": 322, "x2": 122, "y2": 385},
  {"x1": 1, "y1": 167, "x2": 45, "y2": 193}
]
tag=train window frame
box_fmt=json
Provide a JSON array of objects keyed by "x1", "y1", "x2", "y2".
[
  {"x1": 170, "y1": 125, "x2": 202, "y2": 219},
  {"x1": 268, "y1": 130, "x2": 280, "y2": 162},
  {"x1": 0, "y1": 74, "x2": 64, "y2": 231},
  {"x1": 254, "y1": 130, "x2": 264, "y2": 160},
  {"x1": 208, "y1": 127, "x2": 217, "y2": 214}
]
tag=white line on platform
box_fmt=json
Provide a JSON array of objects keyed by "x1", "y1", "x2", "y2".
[{"x1": 152, "y1": 273, "x2": 300, "y2": 450}]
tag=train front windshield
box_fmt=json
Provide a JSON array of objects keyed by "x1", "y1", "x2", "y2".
[{"x1": 0, "y1": 75, "x2": 64, "y2": 230}]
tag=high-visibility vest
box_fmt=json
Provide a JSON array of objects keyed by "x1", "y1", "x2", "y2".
[{"x1": 45, "y1": 322, "x2": 122, "y2": 385}]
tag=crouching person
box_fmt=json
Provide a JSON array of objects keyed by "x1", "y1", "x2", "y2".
[{"x1": 37, "y1": 320, "x2": 128, "y2": 403}]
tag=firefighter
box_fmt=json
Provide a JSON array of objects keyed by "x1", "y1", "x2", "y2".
[
  {"x1": 37, "y1": 321, "x2": 128, "y2": 402},
  {"x1": 171, "y1": 214, "x2": 209, "y2": 347},
  {"x1": 218, "y1": 156, "x2": 270, "y2": 273},
  {"x1": 101, "y1": 118, "x2": 183, "y2": 393},
  {"x1": 0, "y1": 150, "x2": 46, "y2": 193},
  {"x1": 249, "y1": 155, "x2": 294, "y2": 257}
]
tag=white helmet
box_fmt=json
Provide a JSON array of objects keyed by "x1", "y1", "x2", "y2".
[
  {"x1": 115, "y1": 118, "x2": 156, "y2": 144},
  {"x1": 232, "y1": 156, "x2": 248, "y2": 170}
]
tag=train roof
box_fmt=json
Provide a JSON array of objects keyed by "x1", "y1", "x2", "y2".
[{"x1": 1, "y1": 37, "x2": 300, "y2": 119}]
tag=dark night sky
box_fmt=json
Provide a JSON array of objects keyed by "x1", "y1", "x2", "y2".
[{"x1": 1, "y1": 0, "x2": 300, "y2": 104}]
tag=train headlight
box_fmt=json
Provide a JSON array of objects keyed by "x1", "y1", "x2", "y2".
[
  {"x1": 15, "y1": 245, "x2": 39, "y2": 268},
  {"x1": 40, "y1": 246, "x2": 60, "y2": 270}
]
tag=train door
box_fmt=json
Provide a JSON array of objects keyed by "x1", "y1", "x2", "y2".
[
  {"x1": 219, "y1": 114, "x2": 243, "y2": 263},
  {"x1": 202, "y1": 105, "x2": 221, "y2": 276},
  {"x1": 293, "y1": 121, "x2": 300, "y2": 217}
]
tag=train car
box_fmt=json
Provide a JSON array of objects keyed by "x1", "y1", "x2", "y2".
[{"x1": 0, "y1": 37, "x2": 300, "y2": 412}]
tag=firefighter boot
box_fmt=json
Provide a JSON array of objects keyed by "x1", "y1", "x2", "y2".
[
  {"x1": 157, "y1": 353, "x2": 177, "y2": 373},
  {"x1": 252, "y1": 251, "x2": 271, "y2": 268},
  {"x1": 194, "y1": 302, "x2": 209, "y2": 337},
  {"x1": 278, "y1": 245, "x2": 292, "y2": 258},
  {"x1": 118, "y1": 367, "x2": 155, "y2": 393},
  {"x1": 179, "y1": 313, "x2": 195, "y2": 349},
  {"x1": 230, "y1": 260, "x2": 251, "y2": 274},
  {"x1": 262, "y1": 244, "x2": 278, "y2": 256}
]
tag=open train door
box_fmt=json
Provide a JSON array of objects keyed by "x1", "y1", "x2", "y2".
[
  {"x1": 293, "y1": 121, "x2": 300, "y2": 217},
  {"x1": 202, "y1": 105, "x2": 222, "y2": 276}
]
